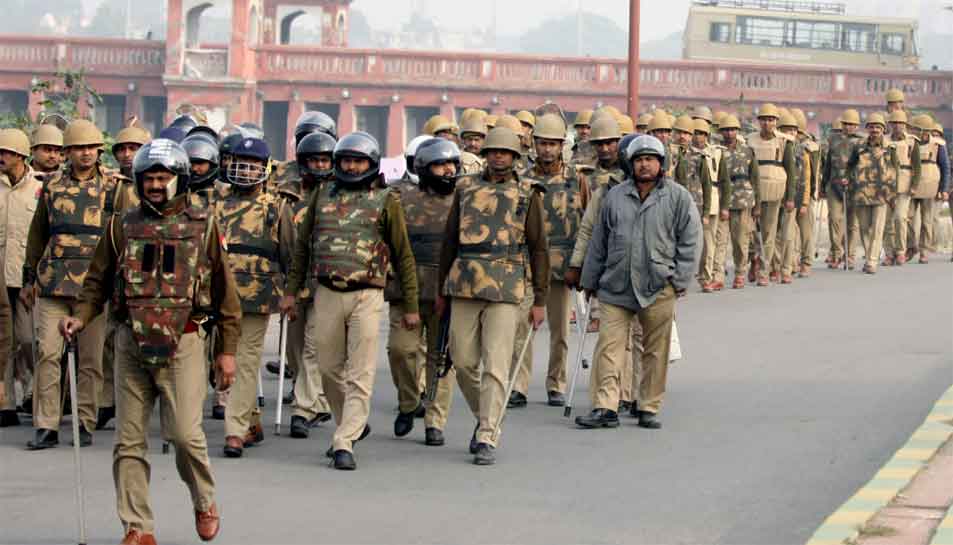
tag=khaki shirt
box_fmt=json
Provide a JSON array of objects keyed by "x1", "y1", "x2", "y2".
[{"x1": 0, "y1": 165, "x2": 44, "y2": 288}]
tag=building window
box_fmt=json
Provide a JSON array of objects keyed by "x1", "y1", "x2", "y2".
[
  {"x1": 710, "y1": 22, "x2": 731, "y2": 43},
  {"x1": 735, "y1": 16, "x2": 787, "y2": 47},
  {"x1": 881, "y1": 33, "x2": 905, "y2": 55},
  {"x1": 793, "y1": 20, "x2": 840, "y2": 50},
  {"x1": 842, "y1": 23, "x2": 876, "y2": 53}
]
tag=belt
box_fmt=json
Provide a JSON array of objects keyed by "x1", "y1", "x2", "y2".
[
  {"x1": 730, "y1": 175, "x2": 750, "y2": 182},
  {"x1": 458, "y1": 242, "x2": 522, "y2": 256},
  {"x1": 409, "y1": 233, "x2": 444, "y2": 244},
  {"x1": 922, "y1": 160, "x2": 937, "y2": 164},
  {"x1": 50, "y1": 224, "x2": 103, "y2": 236},
  {"x1": 899, "y1": 166, "x2": 912, "y2": 170},
  {"x1": 757, "y1": 160, "x2": 783, "y2": 166},
  {"x1": 228, "y1": 243, "x2": 279, "y2": 262}
]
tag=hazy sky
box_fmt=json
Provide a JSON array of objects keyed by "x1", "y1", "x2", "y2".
[{"x1": 79, "y1": 0, "x2": 947, "y2": 42}]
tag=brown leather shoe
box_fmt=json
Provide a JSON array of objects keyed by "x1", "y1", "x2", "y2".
[
  {"x1": 711, "y1": 281, "x2": 725, "y2": 291},
  {"x1": 769, "y1": 271, "x2": 780, "y2": 283},
  {"x1": 223, "y1": 436, "x2": 243, "y2": 458},
  {"x1": 919, "y1": 253, "x2": 929, "y2": 264},
  {"x1": 756, "y1": 277, "x2": 769, "y2": 287},
  {"x1": 702, "y1": 283, "x2": 714, "y2": 293},
  {"x1": 896, "y1": 254, "x2": 907, "y2": 265},
  {"x1": 798, "y1": 264, "x2": 811, "y2": 277},
  {"x1": 120, "y1": 529, "x2": 157, "y2": 545},
  {"x1": 881, "y1": 255, "x2": 894, "y2": 266},
  {"x1": 781, "y1": 274, "x2": 793, "y2": 284},
  {"x1": 732, "y1": 275, "x2": 745, "y2": 289},
  {"x1": 242, "y1": 423, "x2": 264, "y2": 448},
  {"x1": 195, "y1": 502, "x2": 220, "y2": 541}
]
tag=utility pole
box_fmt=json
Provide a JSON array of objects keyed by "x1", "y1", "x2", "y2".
[
  {"x1": 626, "y1": 0, "x2": 641, "y2": 116},
  {"x1": 576, "y1": 0, "x2": 582, "y2": 56}
]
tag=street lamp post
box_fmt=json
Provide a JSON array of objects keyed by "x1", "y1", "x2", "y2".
[{"x1": 627, "y1": 0, "x2": 641, "y2": 117}]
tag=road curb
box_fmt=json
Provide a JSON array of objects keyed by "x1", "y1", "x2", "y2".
[{"x1": 805, "y1": 384, "x2": 953, "y2": 545}]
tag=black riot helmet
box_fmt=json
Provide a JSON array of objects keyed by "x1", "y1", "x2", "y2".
[
  {"x1": 294, "y1": 111, "x2": 337, "y2": 145},
  {"x1": 617, "y1": 133, "x2": 639, "y2": 178},
  {"x1": 169, "y1": 114, "x2": 198, "y2": 133},
  {"x1": 237, "y1": 122, "x2": 264, "y2": 140},
  {"x1": 218, "y1": 132, "x2": 244, "y2": 182},
  {"x1": 132, "y1": 138, "x2": 191, "y2": 210},
  {"x1": 296, "y1": 132, "x2": 337, "y2": 181},
  {"x1": 414, "y1": 138, "x2": 461, "y2": 194},
  {"x1": 332, "y1": 132, "x2": 381, "y2": 186},
  {"x1": 182, "y1": 133, "x2": 220, "y2": 188},
  {"x1": 186, "y1": 125, "x2": 219, "y2": 143}
]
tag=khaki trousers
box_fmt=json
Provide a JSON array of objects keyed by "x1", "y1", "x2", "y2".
[
  {"x1": 223, "y1": 314, "x2": 269, "y2": 438},
  {"x1": 113, "y1": 325, "x2": 214, "y2": 534},
  {"x1": 290, "y1": 300, "x2": 331, "y2": 419},
  {"x1": 312, "y1": 285, "x2": 384, "y2": 453},
  {"x1": 33, "y1": 297, "x2": 104, "y2": 431},
  {"x1": 908, "y1": 198, "x2": 937, "y2": 253},
  {"x1": 828, "y1": 192, "x2": 861, "y2": 261},
  {"x1": 772, "y1": 207, "x2": 798, "y2": 276},
  {"x1": 387, "y1": 301, "x2": 454, "y2": 430},
  {"x1": 450, "y1": 298, "x2": 520, "y2": 448},
  {"x1": 700, "y1": 216, "x2": 730, "y2": 284},
  {"x1": 510, "y1": 293, "x2": 535, "y2": 395},
  {"x1": 514, "y1": 281, "x2": 571, "y2": 396},
  {"x1": 856, "y1": 204, "x2": 887, "y2": 270},
  {"x1": 729, "y1": 209, "x2": 753, "y2": 276},
  {"x1": 758, "y1": 200, "x2": 782, "y2": 280},
  {"x1": 798, "y1": 203, "x2": 817, "y2": 267},
  {"x1": 589, "y1": 286, "x2": 675, "y2": 414},
  {"x1": 2, "y1": 289, "x2": 34, "y2": 410},
  {"x1": 882, "y1": 195, "x2": 910, "y2": 257},
  {"x1": 99, "y1": 316, "x2": 117, "y2": 409},
  {"x1": 619, "y1": 320, "x2": 644, "y2": 403}
]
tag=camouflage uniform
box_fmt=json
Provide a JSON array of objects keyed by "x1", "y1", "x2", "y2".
[
  {"x1": 278, "y1": 179, "x2": 332, "y2": 423},
  {"x1": 881, "y1": 133, "x2": 919, "y2": 260},
  {"x1": 23, "y1": 163, "x2": 120, "y2": 434},
  {"x1": 439, "y1": 170, "x2": 549, "y2": 449},
  {"x1": 823, "y1": 132, "x2": 865, "y2": 264},
  {"x1": 216, "y1": 185, "x2": 294, "y2": 444},
  {"x1": 286, "y1": 181, "x2": 418, "y2": 455},
  {"x1": 674, "y1": 146, "x2": 713, "y2": 285},
  {"x1": 0, "y1": 165, "x2": 44, "y2": 414},
  {"x1": 74, "y1": 193, "x2": 241, "y2": 536},
  {"x1": 747, "y1": 132, "x2": 796, "y2": 282},
  {"x1": 461, "y1": 151, "x2": 484, "y2": 176},
  {"x1": 848, "y1": 139, "x2": 899, "y2": 272},
  {"x1": 571, "y1": 140, "x2": 597, "y2": 167},
  {"x1": 718, "y1": 141, "x2": 760, "y2": 281},
  {"x1": 385, "y1": 182, "x2": 455, "y2": 432},
  {"x1": 511, "y1": 162, "x2": 590, "y2": 400}
]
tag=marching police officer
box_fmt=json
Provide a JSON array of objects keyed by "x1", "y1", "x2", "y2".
[
  {"x1": 22, "y1": 119, "x2": 119, "y2": 449},
  {"x1": 716, "y1": 114, "x2": 761, "y2": 289},
  {"x1": 907, "y1": 114, "x2": 950, "y2": 263},
  {"x1": 29, "y1": 123, "x2": 64, "y2": 175},
  {"x1": 386, "y1": 137, "x2": 460, "y2": 446},
  {"x1": 283, "y1": 131, "x2": 419, "y2": 470},
  {"x1": 437, "y1": 127, "x2": 549, "y2": 465},
  {"x1": 821, "y1": 109, "x2": 864, "y2": 269},
  {"x1": 847, "y1": 113, "x2": 896, "y2": 274},
  {"x1": 881, "y1": 111, "x2": 920, "y2": 266},
  {"x1": 216, "y1": 136, "x2": 294, "y2": 458},
  {"x1": 60, "y1": 138, "x2": 239, "y2": 545}
]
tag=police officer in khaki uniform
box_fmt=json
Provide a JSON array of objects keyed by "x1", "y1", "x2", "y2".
[
  {"x1": 0, "y1": 129, "x2": 45, "y2": 427},
  {"x1": 571, "y1": 109, "x2": 596, "y2": 166},
  {"x1": 694, "y1": 119, "x2": 728, "y2": 291},
  {"x1": 437, "y1": 127, "x2": 549, "y2": 466},
  {"x1": 0, "y1": 268, "x2": 13, "y2": 422},
  {"x1": 717, "y1": 114, "x2": 761, "y2": 289},
  {"x1": 775, "y1": 113, "x2": 811, "y2": 283},
  {"x1": 385, "y1": 138, "x2": 460, "y2": 446},
  {"x1": 847, "y1": 113, "x2": 897, "y2": 274},
  {"x1": 791, "y1": 109, "x2": 821, "y2": 277},
  {"x1": 746, "y1": 104, "x2": 797, "y2": 286},
  {"x1": 283, "y1": 131, "x2": 419, "y2": 471},
  {"x1": 821, "y1": 109, "x2": 864, "y2": 269},
  {"x1": 509, "y1": 114, "x2": 589, "y2": 408},
  {"x1": 22, "y1": 119, "x2": 118, "y2": 449},
  {"x1": 61, "y1": 138, "x2": 239, "y2": 545},
  {"x1": 881, "y1": 111, "x2": 920, "y2": 266},
  {"x1": 460, "y1": 116, "x2": 488, "y2": 173},
  {"x1": 281, "y1": 132, "x2": 335, "y2": 439},
  {"x1": 907, "y1": 115, "x2": 950, "y2": 263},
  {"x1": 29, "y1": 123, "x2": 64, "y2": 174},
  {"x1": 673, "y1": 118, "x2": 713, "y2": 289},
  {"x1": 216, "y1": 136, "x2": 294, "y2": 458}
]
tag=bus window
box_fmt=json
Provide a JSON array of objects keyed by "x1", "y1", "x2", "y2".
[
  {"x1": 710, "y1": 22, "x2": 731, "y2": 43},
  {"x1": 881, "y1": 33, "x2": 905, "y2": 55}
]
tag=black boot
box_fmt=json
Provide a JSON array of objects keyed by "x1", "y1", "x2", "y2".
[
  {"x1": 394, "y1": 410, "x2": 415, "y2": 437},
  {"x1": 0, "y1": 409, "x2": 20, "y2": 427},
  {"x1": 16, "y1": 396, "x2": 32, "y2": 414},
  {"x1": 628, "y1": 400, "x2": 640, "y2": 418},
  {"x1": 547, "y1": 391, "x2": 566, "y2": 407},
  {"x1": 26, "y1": 428, "x2": 59, "y2": 450},
  {"x1": 96, "y1": 406, "x2": 115, "y2": 430},
  {"x1": 574, "y1": 409, "x2": 620, "y2": 429},
  {"x1": 211, "y1": 405, "x2": 225, "y2": 420},
  {"x1": 71, "y1": 425, "x2": 93, "y2": 447},
  {"x1": 289, "y1": 415, "x2": 310, "y2": 439},
  {"x1": 425, "y1": 427, "x2": 445, "y2": 446},
  {"x1": 333, "y1": 449, "x2": 356, "y2": 470},
  {"x1": 506, "y1": 391, "x2": 527, "y2": 409},
  {"x1": 265, "y1": 361, "x2": 293, "y2": 379},
  {"x1": 617, "y1": 400, "x2": 632, "y2": 413},
  {"x1": 413, "y1": 402, "x2": 426, "y2": 419},
  {"x1": 637, "y1": 411, "x2": 662, "y2": 429},
  {"x1": 469, "y1": 424, "x2": 479, "y2": 454},
  {"x1": 473, "y1": 443, "x2": 496, "y2": 465}
]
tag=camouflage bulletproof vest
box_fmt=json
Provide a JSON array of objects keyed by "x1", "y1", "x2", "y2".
[
  {"x1": 665, "y1": 143, "x2": 682, "y2": 178},
  {"x1": 749, "y1": 133, "x2": 787, "y2": 202},
  {"x1": 852, "y1": 143, "x2": 897, "y2": 206},
  {"x1": 914, "y1": 137, "x2": 941, "y2": 199},
  {"x1": 827, "y1": 133, "x2": 863, "y2": 197},
  {"x1": 890, "y1": 134, "x2": 917, "y2": 194},
  {"x1": 387, "y1": 183, "x2": 453, "y2": 302},
  {"x1": 585, "y1": 163, "x2": 625, "y2": 191},
  {"x1": 119, "y1": 203, "x2": 213, "y2": 367},
  {"x1": 280, "y1": 179, "x2": 318, "y2": 301},
  {"x1": 571, "y1": 141, "x2": 597, "y2": 167},
  {"x1": 36, "y1": 166, "x2": 117, "y2": 298},
  {"x1": 722, "y1": 145, "x2": 757, "y2": 210},
  {"x1": 312, "y1": 183, "x2": 391, "y2": 290},
  {"x1": 527, "y1": 164, "x2": 584, "y2": 281},
  {"x1": 445, "y1": 175, "x2": 534, "y2": 304},
  {"x1": 216, "y1": 188, "x2": 283, "y2": 314},
  {"x1": 676, "y1": 147, "x2": 706, "y2": 213},
  {"x1": 461, "y1": 152, "x2": 484, "y2": 176}
]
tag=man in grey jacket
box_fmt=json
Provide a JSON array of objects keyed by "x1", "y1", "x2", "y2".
[{"x1": 577, "y1": 135, "x2": 701, "y2": 430}]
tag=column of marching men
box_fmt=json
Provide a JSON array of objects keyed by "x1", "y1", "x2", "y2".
[{"x1": 0, "y1": 86, "x2": 950, "y2": 544}]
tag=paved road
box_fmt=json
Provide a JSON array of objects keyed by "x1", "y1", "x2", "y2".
[{"x1": 1, "y1": 260, "x2": 951, "y2": 545}]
